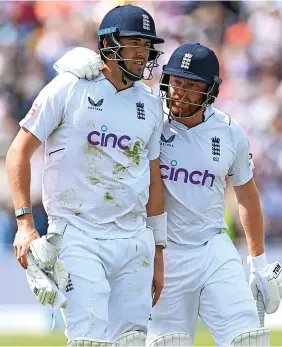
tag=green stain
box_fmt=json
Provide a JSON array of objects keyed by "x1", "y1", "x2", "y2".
[
  {"x1": 142, "y1": 261, "x2": 149, "y2": 268},
  {"x1": 113, "y1": 163, "x2": 129, "y2": 175},
  {"x1": 72, "y1": 203, "x2": 83, "y2": 216},
  {"x1": 88, "y1": 176, "x2": 102, "y2": 185},
  {"x1": 112, "y1": 177, "x2": 124, "y2": 183},
  {"x1": 104, "y1": 192, "x2": 114, "y2": 202},
  {"x1": 124, "y1": 141, "x2": 142, "y2": 166},
  {"x1": 86, "y1": 143, "x2": 102, "y2": 158}
]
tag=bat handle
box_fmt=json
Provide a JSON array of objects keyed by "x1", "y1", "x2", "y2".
[{"x1": 256, "y1": 292, "x2": 265, "y2": 328}]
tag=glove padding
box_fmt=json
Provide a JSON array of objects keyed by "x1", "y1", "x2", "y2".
[
  {"x1": 248, "y1": 255, "x2": 282, "y2": 314},
  {"x1": 30, "y1": 235, "x2": 60, "y2": 271},
  {"x1": 26, "y1": 253, "x2": 67, "y2": 309},
  {"x1": 53, "y1": 47, "x2": 104, "y2": 80},
  {"x1": 29, "y1": 235, "x2": 68, "y2": 290}
]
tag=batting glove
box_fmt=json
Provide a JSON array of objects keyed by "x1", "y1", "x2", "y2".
[{"x1": 53, "y1": 47, "x2": 104, "y2": 80}]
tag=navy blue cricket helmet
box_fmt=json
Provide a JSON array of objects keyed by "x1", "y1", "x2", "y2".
[
  {"x1": 98, "y1": 5, "x2": 164, "y2": 82},
  {"x1": 160, "y1": 43, "x2": 222, "y2": 119}
]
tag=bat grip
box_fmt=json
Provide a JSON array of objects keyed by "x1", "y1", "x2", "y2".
[{"x1": 256, "y1": 292, "x2": 265, "y2": 328}]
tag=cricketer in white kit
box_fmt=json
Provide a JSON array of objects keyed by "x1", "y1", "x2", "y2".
[
  {"x1": 6, "y1": 5, "x2": 168, "y2": 346},
  {"x1": 54, "y1": 42, "x2": 282, "y2": 347}
]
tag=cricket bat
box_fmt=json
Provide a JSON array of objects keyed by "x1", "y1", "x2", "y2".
[{"x1": 256, "y1": 292, "x2": 265, "y2": 328}]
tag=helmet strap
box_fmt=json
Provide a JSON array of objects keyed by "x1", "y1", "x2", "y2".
[
  {"x1": 118, "y1": 60, "x2": 143, "y2": 82},
  {"x1": 121, "y1": 70, "x2": 128, "y2": 85}
]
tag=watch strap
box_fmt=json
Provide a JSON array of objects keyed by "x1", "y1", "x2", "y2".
[{"x1": 15, "y1": 207, "x2": 32, "y2": 218}]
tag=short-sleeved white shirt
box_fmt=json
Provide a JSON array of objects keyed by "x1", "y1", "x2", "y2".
[
  {"x1": 20, "y1": 73, "x2": 163, "y2": 239},
  {"x1": 160, "y1": 105, "x2": 254, "y2": 245}
]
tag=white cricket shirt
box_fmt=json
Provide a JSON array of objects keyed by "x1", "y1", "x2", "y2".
[
  {"x1": 20, "y1": 72, "x2": 163, "y2": 239},
  {"x1": 160, "y1": 105, "x2": 254, "y2": 245}
]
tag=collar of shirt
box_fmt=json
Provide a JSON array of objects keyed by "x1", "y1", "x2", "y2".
[
  {"x1": 94, "y1": 72, "x2": 136, "y2": 94},
  {"x1": 203, "y1": 105, "x2": 214, "y2": 121},
  {"x1": 94, "y1": 72, "x2": 106, "y2": 82}
]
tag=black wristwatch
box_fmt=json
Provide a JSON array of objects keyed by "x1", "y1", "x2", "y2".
[{"x1": 15, "y1": 207, "x2": 32, "y2": 218}]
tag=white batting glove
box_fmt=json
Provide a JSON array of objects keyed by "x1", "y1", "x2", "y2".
[
  {"x1": 29, "y1": 235, "x2": 68, "y2": 290},
  {"x1": 26, "y1": 253, "x2": 67, "y2": 310},
  {"x1": 53, "y1": 47, "x2": 104, "y2": 80},
  {"x1": 248, "y1": 253, "x2": 282, "y2": 314},
  {"x1": 30, "y1": 235, "x2": 60, "y2": 270}
]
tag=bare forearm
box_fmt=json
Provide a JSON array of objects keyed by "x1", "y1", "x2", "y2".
[
  {"x1": 6, "y1": 147, "x2": 35, "y2": 228},
  {"x1": 146, "y1": 158, "x2": 164, "y2": 217},
  {"x1": 146, "y1": 181, "x2": 164, "y2": 217},
  {"x1": 238, "y1": 189, "x2": 264, "y2": 257},
  {"x1": 146, "y1": 159, "x2": 166, "y2": 249}
]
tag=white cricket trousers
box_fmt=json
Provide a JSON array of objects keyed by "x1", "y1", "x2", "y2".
[
  {"x1": 59, "y1": 223, "x2": 155, "y2": 343},
  {"x1": 147, "y1": 232, "x2": 260, "y2": 346}
]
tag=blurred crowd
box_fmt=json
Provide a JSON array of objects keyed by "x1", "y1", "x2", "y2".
[{"x1": 1, "y1": 1, "x2": 282, "y2": 252}]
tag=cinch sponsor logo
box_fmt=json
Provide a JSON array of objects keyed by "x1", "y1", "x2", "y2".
[
  {"x1": 160, "y1": 160, "x2": 215, "y2": 187},
  {"x1": 87, "y1": 125, "x2": 132, "y2": 151}
]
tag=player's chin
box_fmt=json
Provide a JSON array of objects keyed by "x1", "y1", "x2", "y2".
[
  {"x1": 129, "y1": 63, "x2": 145, "y2": 75},
  {"x1": 132, "y1": 67, "x2": 144, "y2": 77}
]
